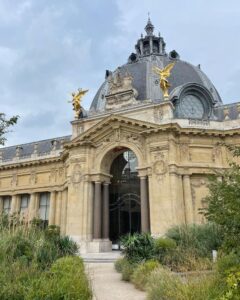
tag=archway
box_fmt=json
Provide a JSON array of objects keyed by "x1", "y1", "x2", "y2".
[
  {"x1": 109, "y1": 149, "x2": 141, "y2": 245},
  {"x1": 91, "y1": 146, "x2": 150, "y2": 248}
]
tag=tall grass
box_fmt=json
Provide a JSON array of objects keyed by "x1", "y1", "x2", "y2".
[{"x1": 0, "y1": 213, "x2": 91, "y2": 299}]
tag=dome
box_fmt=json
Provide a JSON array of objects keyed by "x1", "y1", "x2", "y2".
[{"x1": 90, "y1": 19, "x2": 222, "y2": 118}]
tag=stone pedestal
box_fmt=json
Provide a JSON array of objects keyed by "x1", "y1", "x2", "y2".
[
  {"x1": 158, "y1": 101, "x2": 174, "y2": 120},
  {"x1": 88, "y1": 239, "x2": 112, "y2": 253}
]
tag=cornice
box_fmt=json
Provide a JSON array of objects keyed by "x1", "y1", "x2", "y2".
[{"x1": 0, "y1": 156, "x2": 63, "y2": 171}]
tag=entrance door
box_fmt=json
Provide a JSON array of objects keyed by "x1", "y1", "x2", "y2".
[{"x1": 109, "y1": 150, "x2": 141, "y2": 246}]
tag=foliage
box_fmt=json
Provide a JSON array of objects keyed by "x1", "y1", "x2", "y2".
[
  {"x1": 147, "y1": 267, "x2": 225, "y2": 300},
  {"x1": 203, "y1": 159, "x2": 240, "y2": 251},
  {"x1": 217, "y1": 252, "x2": 240, "y2": 276},
  {"x1": 131, "y1": 260, "x2": 160, "y2": 291},
  {"x1": 220, "y1": 270, "x2": 240, "y2": 300},
  {"x1": 154, "y1": 237, "x2": 177, "y2": 260},
  {"x1": 166, "y1": 223, "x2": 224, "y2": 258},
  {"x1": 26, "y1": 256, "x2": 92, "y2": 300},
  {"x1": 162, "y1": 247, "x2": 212, "y2": 272},
  {"x1": 121, "y1": 232, "x2": 155, "y2": 262},
  {"x1": 115, "y1": 257, "x2": 128, "y2": 273},
  {"x1": 0, "y1": 113, "x2": 18, "y2": 145},
  {"x1": 0, "y1": 215, "x2": 86, "y2": 299},
  {"x1": 121, "y1": 259, "x2": 138, "y2": 281}
]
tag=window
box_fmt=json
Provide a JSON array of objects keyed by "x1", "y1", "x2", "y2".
[
  {"x1": 39, "y1": 193, "x2": 50, "y2": 225},
  {"x1": 3, "y1": 196, "x2": 11, "y2": 214},
  {"x1": 20, "y1": 194, "x2": 30, "y2": 215}
]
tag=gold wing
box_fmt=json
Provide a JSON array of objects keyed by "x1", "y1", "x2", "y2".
[
  {"x1": 79, "y1": 89, "x2": 89, "y2": 96},
  {"x1": 161, "y1": 62, "x2": 175, "y2": 77}
]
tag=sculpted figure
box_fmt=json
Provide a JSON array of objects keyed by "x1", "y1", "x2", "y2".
[
  {"x1": 153, "y1": 62, "x2": 175, "y2": 99},
  {"x1": 69, "y1": 88, "x2": 88, "y2": 119}
]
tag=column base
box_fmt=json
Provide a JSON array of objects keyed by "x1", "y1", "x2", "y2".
[{"x1": 88, "y1": 239, "x2": 112, "y2": 253}]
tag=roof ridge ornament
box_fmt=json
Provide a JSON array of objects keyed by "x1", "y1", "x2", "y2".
[{"x1": 145, "y1": 14, "x2": 154, "y2": 36}]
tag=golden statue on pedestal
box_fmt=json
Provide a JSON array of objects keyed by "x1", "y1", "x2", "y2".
[
  {"x1": 69, "y1": 88, "x2": 88, "y2": 119},
  {"x1": 153, "y1": 62, "x2": 175, "y2": 100}
]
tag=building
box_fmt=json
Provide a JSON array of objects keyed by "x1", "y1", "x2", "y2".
[{"x1": 0, "y1": 19, "x2": 239, "y2": 253}]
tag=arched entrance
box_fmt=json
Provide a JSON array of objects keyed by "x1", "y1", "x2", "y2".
[
  {"x1": 91, "y1": 146, "x2": 150, "y2": 250},
  {"x1": 109, "y1": 150, "x2": 141, "y2": 245}
]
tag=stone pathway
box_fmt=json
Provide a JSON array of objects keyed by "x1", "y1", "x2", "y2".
[{"x1": 86, "y1": 263, "x2": 146, "y2": 300}]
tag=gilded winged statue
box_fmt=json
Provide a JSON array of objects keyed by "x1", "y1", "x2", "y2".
[
  {"x1": 153, "y1": 62, "x2": 175, "y2": 99},
  {"x1": 69, "y1": 88, "x2": 88, "y2": 119}
]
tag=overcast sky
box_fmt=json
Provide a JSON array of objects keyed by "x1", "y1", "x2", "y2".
[{"x1": 1, "y1": 0, "x2": 240, "y2": 146}]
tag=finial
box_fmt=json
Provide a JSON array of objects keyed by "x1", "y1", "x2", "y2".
[{"x1": 145, "y1": 13, "x2": 154, "y2": 36}]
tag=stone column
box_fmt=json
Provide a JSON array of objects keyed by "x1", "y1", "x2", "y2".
[
  {"x1": 93, "y1": 182, "x2": 102, "y2": 239},
  {"x1": 61, "y1": 189, "x2": 68, "y2": 234},
  {"x1": 102, "y1": 183, "x2": 109, "y2": 239},
  {"x1": 29, "y1": 193, "x2": 36, "y2": 221},
  {"x1": 49, "y1": 191, "x2": 56, "y2": 225},
  {"x1": 149, "y1": 37, "x2": 153, "y2": 54},
  {"x1": 55, "y1": 191, "x2": 62, "y2": 226},
  {"x1": 140, "y1": 176, "x2": 150, "y2": 233},
  {"x1": 183, "y1": 175, "x2": 194, "y2": 224},
  {"x1": 0, "y1": 196, "x2": 3, "y2": 213},
  {"x1": 10, "y1": 195, "x2": 18, "y2": 214}
]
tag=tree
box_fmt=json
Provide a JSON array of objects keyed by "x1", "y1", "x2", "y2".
[
  {"x1": 0, "y1": 113, "x2": 18, "y2": 145},
  {"x1": 204, "y1": 146, "x2": 240, "y2": 251}
]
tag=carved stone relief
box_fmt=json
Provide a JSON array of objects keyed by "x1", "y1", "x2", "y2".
[
  {"x1": 29, "y1": 170, "x2": 37, "y2": 185},
  {"x1": 153, "y1": 107, "x2": 163, "y2": 123},
  {"x1": 49, "y1": 168, "x2": 58, "y2": 183},
  {"x1": 212, "y1": 145, "x2": 221, "y2": 162},
  {"x1": 11, "y1": 173, "x2": 18, "y2": 187},
  {"x1": 71, "y1": 164, "x2": 83, "y2": 188},
  {"x1": 180, "y1": 143, "x2": 191, "y2": 161}
]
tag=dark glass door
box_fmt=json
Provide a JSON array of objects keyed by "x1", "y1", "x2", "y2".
[{"x1": 109, "y1": 150, "x2": 141, "y2": 245}]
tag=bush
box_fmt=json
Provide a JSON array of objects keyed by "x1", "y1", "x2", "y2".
[
  {"x1": 221, "y1": 270, "x2": 240, "y2": 300},
  {"x1": 26, "y1": 256, "x2": 92, "y2": 300},
  {"x1": 147, "y1": 267, "x2": 225, "y2": 300},
  {"x1": 154, "y1": 237, "x2": 176, "y2": 260},
  {"x1": 162, "y1": 248, "x2": 212, "y2": 272},
  {"x1": 0, "y1": 218, "x2": 83, "y2": 299},
  {"x1": 146, "y1": 267, "x2": 184, "y2": 300},
  {"x1": 121, "y1": 259, "x2": 137, "y2": 281},
  {"x1": 115, "y1": 257, "x2": 127, "y2": 273},
  {"x1": 131, "y1": 260, "x2": 160, "y2": 291},
  {"x1": 166, "y1": 223, "x2": 223, "y2": 258},
  {"x1": 121, "y1": 233, "x2": 155, "y2": 262},
  {"x1": 217, "y1": 252, "x2": 240, "y2": 276}
]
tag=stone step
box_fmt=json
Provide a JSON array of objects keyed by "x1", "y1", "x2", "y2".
[{"x1": 81, "y1": 251, "x2": 122, "y2": 263}]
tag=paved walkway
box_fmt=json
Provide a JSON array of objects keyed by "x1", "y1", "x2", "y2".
[{"x1": 86, "y1": 263, "x2": 146, "y2": 300}]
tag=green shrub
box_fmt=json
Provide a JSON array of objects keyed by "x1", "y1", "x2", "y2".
[
  {"x1": 221, "y1": 270, "x2": 240, "y2": 300},
  {"x1": 166, "y1": 223, "x2": 223, "y2": 258},
  {"x1": 217, "y1": 253, "x2": 240, "y2": 276},
  {"x1": 146, "y1": 267, "x2": 184, "y2": 300},
  {"x1": 115, "y1": 257, "x2": 127, "y2": 273},
  {"x1": 162, "y1": 247, "x2": 212, "y2": 272},
  {"x1": 26, "y1": 256, "x2": 92, "y2": 300},
  {"x1": 121, "y1": 259, "x2": 137, "y2": 281},
  {"x1": 57, "y1": 235, "x2": 79, "y2": 256},
  {"x1": 154, "y1": 237, "x2": 176, "y2": 260},
  {"x1": 121, "y1": 233, "x2": 155, "y2": 262},
  {"x1": 147, "y1": 267, "x2": 225, "y2": 300},
  {"x1": 3, "y1": 234, "x2": 33, "y2": 263},
  {"x1": 131, "y1": 260, "x2": 160, "y2": 291}
]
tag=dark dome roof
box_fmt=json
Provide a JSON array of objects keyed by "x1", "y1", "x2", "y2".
[{"x1": 90, "y1": 20, "x2": 222, "y2": 112}]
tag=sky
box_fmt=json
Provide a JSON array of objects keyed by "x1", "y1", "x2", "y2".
[{"x1": 1, "y1": 0, "x2": 240, "y2": 146}]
